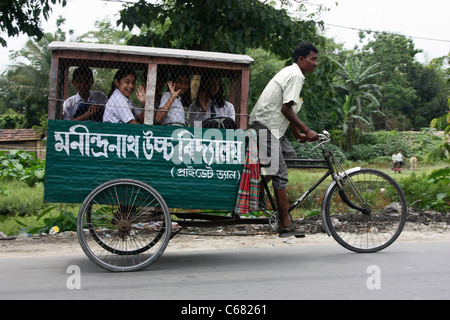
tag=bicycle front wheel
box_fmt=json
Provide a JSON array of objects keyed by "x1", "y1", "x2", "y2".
[
  {"x1": 323, "y1": 169, "x2": 407, "y2": 253},
  {"x1": 77, "y1": 179, "x2": 171, "y2": 272}
]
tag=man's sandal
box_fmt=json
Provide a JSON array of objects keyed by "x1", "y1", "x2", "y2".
[{"x1": 279, "y1": 221, "x2": 305, "y2": 238}]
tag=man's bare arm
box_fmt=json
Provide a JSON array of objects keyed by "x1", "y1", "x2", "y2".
[{"x1": 281, "y1": 101, "x2": 318, "y2": 141}]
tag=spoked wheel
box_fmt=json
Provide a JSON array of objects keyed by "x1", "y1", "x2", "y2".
[
  {"x1": 323, "y1": 169, "x2": 407, "y2": 253},
  {"x1": 77, "y1": 179, "x2": 171, "y2": 272},
  {"x1": 268, "y1": 211, "x2": 281, "y2": 232}
]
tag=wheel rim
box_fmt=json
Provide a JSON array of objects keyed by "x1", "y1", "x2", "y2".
[
  {"x1": 326, "y1": 170, "x2": 407, "y2": 253},
  {"x1": 78, "y1": 180, "x2": 171, "y2": 271}
]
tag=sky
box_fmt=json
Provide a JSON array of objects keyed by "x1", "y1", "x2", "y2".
[
  {"x1": 316, "y1": 0, "x2": 450, "y2": 62},
  {"x1": 0, "y1": 0, "x2": 449, "y2": 72}
]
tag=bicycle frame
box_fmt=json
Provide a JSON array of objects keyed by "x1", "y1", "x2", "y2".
[
  {"x1": 260, "y1": 158, "x2": 332, "y2": 215},
  {"x1": 174, "y1": 133, "x2": 370, "y2": 230},
  {"x1": 260, "y1": 134, "x2": 370, "y2": 218}
]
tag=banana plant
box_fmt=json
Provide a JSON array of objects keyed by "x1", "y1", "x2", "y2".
[{"x1": 333, "y1": 55, "x2": 384, "y2": 148}]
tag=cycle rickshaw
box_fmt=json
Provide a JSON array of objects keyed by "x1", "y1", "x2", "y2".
[{"x1": 44, "y1": 42, "x2": 407, "y2": 272}]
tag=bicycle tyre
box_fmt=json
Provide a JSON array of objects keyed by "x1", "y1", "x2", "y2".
[
  {"x1": 323, "y1": 169, "x2": 407, "y2": 253},
  {"x1": 77, "y1": 179, "x2": 171, "y2": 272}
]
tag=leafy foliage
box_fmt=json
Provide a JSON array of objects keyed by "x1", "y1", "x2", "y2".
[
  {"x1": 0, "y1": 180, "x2": 45, "y2": 217},
  {"x1": 0, "y1": 114, "x2": 25, "y2": 129},
  {"x1": 430, "y1": 105, "x2": 450, "y2": 158},
  {"x1": 78, "y1": 18, "x2": 133, "y2": 45},
  {"x1": 246, "y1": 48, "x2": 285, "y2": 109},
  {"x1": 333, "y1": 55, "x2": 383, "y2": 144},
  {"x1": 119, "y1": 0, "x2": 320, "y2": 56},
  {"x1": 0, "y1": 0, "x2": 67, "y2": 47},
  {"x1": 345, "y1": 130, "x2": 443, "y2": 162},
  {"x1": 0, "y1": 17, "x2": 68, "y2": 128},
  {"x1": 0, "y1": 150, "x2": 45, "y2": 186},
  {"x1": 15, "y1": 206, "x2": 77, "y2": 235},
  {"x1": 357, "y1": 32, "x2": 447, "y2": 130},
  {"x1": 398, "y1": 170, "x2": 450, "y2": 213}
]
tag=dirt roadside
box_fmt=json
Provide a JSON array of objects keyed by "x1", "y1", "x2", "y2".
[{"x1": 1, "y1": 219, "x2": 448, "y2": 259}]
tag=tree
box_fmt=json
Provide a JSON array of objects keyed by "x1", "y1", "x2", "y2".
[
  {"x1": 0, "y1": 114, "x2": 24, "y2": 129},
  {"x1": 118, "y1": 0, "x2": 321, "y2": 57},
  {"x1": 358, "y1": 32, "x2": 421, "y2": 130},
  {"x1": 360, "y1": 32, "x2": 448, "y2": 130},
  {"x1": 333, "y1": 55, "x2": 383, "y2": 147},
  {"x1": 406, "y1": 61, "x2": 448, "y2": 128},
  {"x1": 0, "y1": 0, "x2": 66, "y2": 47},
  {"x1": 1, "y1": 17, "x2": 67, "y2": 127},
  {"x1": 78, "y1": 17, "x2": 133, "y2": 45}
]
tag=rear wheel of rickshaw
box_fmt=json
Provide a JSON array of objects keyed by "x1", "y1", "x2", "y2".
[{"x1": 77, "y1": 179, "x2": 171, "y2": 272}]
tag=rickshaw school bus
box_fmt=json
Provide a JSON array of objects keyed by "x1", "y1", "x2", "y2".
[
  {"x1": 43, "y1": 42, "x2": 256, "y2": 271},
  {"x1": 44, "y1": 42, "x2": 254, "y2": 211}
]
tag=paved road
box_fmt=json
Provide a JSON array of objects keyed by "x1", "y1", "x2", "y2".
[{"x1": 1, "y1": 241, "x2": 449, "y2": 301}]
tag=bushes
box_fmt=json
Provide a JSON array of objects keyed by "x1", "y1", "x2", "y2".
[
  {"x1": 398, "y1": 167, "x2": 450, "y2": 214},
  {"x1": 346, "y1": 144, "x2": 385, "y2": 162},
  {"x1": 343, "y1": 130, "x2": 443, "y2": 163},
  {"x1": 290, "y1": 129, "x2": 443, "y2": 166},
  {"x1": 15, "y1": 206, "x2": 77, "y2": 235},
  {"x1": 0, "y1": 203, "x2": 78, "y2": 236},
  {"x1": 0, "y1": 150, "x2": 45, "y2": 186},
  {"x1": 0, "y1": 179, "x2": 78, "y2": 236},
  {"x1": 0, "y1": 150, "x2": 79, "y2": 236},
  {"x1": 0, "y1": 180, "x2": 46, "y2": 216},
  {"x1": 0, "y1": 151, "x2": 50, "y2": 235}
]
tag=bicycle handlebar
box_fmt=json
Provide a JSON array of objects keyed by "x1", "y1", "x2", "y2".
[
  {"x1": 318, "y1": 130, "x2": 330, "y2": 142},
  {"x1": 299, "y1": 130, "x2": 330, "y2": 148},
  {"x1": 311, "y1": 131, "x2": 331, "y2": 150}
]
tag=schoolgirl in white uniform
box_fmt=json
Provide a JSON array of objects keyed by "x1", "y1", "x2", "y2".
[{"x1": 103, "y1": 68, "x2": 145, "y2": 124}]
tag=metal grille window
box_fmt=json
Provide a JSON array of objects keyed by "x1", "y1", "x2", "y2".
[{"x1": 48, "y1": 42, "x2": 253, "y2": 129}]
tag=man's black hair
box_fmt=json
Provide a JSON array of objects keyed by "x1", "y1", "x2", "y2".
[{"x1": 293, "y1": 42, "x2": 319, "y2": 63}]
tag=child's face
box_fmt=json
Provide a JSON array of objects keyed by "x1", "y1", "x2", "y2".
[
  {"x1": 73, "y1": 75, "x2": 93, "y2": 98},
  {"x1": 174, "y1": 76, "x2": 189, "y2": 95},
  {"x1": 209, "y1": 78, "x2": 220, "y2": 97},
  {"x1": 115, "y1": 74, "x2": 136, "y2": 97}
]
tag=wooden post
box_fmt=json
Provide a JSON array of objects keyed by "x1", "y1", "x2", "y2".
[
  {"x1": 239, "y1": 68, "x2": 250, "y2": 130},
  {"x1": 48, "y1": 57, "x2": 59, "y2": 120},
  {"x1": 144, "y1": 64, "x2": 158, "y2": 125}
]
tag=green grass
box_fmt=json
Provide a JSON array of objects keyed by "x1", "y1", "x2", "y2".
[
  {"x1": 386, "y1": 161, "x2": 443, "y2": 177},
  {"x1": 285, "y1": 169, "x2": 332, "y2": 219},
  {"x1": 0, "y1": 180, "x2": 46, "y2": 216},
  {"x1": 0, "y1": 180, "x2": 79, "y2": 236}
]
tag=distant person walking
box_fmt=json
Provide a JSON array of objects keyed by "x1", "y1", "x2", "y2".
[
  {"x1": 396, "y1": 150, "x2": 404, "y2": 173},
  {"x1": 392, "y1": 152, "x2": 398, "y2": 172}
]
